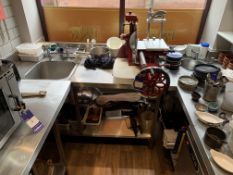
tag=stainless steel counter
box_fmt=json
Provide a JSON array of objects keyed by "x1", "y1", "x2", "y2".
[
  {"x1": 9, "y1": 57, "x2": 232, "y2": 175},
  {"x1": 71, "y1": 61, "x2": 232, "y2": 175},
  {"x1": 0, "y1": 80, "x2": 71, "y2": 175}
]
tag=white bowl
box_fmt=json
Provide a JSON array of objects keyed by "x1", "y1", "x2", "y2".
[
  {"x1": 106, "y1": 37, "x2": 125, "y2": 57},
  {"x1": 174, "y1": 45, "x2": 187, "y2": 55}
]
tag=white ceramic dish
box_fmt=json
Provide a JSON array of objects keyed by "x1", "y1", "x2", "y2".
[
  {"x1": 210, "y1": 149, "x2": 233, "y2": 173},
  {"x1": 174, "y1": 44, "x2": 187, "y2": 54},
  {"x1": 195, "y1": 111, "x2": 224, "y2": 126},
  {"x1": 106, "y1": 37, "x2": 125, "y2": 57}
]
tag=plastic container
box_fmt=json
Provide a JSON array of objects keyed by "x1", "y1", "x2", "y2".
[
  {"x1": 16, "y1": 43, "x2": 43, "y2": 56},
  {"x1": 198, "y1": 42, "x2": 209, "y2": 60},
  {"x1": 18, "y1": 51, "x2": 43, "y2": 62}
]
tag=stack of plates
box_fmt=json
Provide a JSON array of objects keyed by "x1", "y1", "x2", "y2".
[
  {"x1": 178, "y1": 75, "x2": 198, "y2": 91},
  {"x1": 166, "y1": 52, "x2": 183, "y2": 70}
]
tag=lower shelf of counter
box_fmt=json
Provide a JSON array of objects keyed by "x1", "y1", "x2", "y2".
[
  {"x1": 58, "y1": 118, "x2": 152, "y2": 139},
  {"x1": 82, "y1": 118, "x2": 151, "y2": 139}
]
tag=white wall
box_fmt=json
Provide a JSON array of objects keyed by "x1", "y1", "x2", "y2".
[
  {"x1": 21, "y1": 0, "x2": 44, "y2": 42},
  {"x1": 0, "y1": 0, "x2": 21, "y2": 59},
  {"x1": 11, "y1": 0, "x2": 44, "y2": 43},
  {"x1": 201, "y1": 0, "x2": 228, "y2": 49},
  {"x1": 0, "y1": 0, "x2": 44, "y2": 59}
]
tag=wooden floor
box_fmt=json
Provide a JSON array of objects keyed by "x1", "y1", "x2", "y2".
[{"x1": 64, "y1": 141, "x2": 174, "y2": 175}]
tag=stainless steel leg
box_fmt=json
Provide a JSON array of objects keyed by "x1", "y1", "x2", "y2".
[{"x1": 53, "y1": 122, "x2": 66, "y2": 165}]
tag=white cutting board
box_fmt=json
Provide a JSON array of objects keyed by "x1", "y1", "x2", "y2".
[
  {"x1": 113, "y1": 58, "x2": 140, "y2": 84},
  {"x1": 137, "y1": 39, "x2": 169, "y2": 51}
]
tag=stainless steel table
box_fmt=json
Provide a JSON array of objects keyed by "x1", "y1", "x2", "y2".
[{"x1": 0, "y1": 80, "x2": 70, "y2": 175}]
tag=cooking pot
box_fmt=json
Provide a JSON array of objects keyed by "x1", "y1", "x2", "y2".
[
  {"x1": 90, "y1": 46, "x2": 109, "y2": 59},
  {"x1": 166, "y1": 52, "x2": 183, "y2": 70},
  {"x1": 204, "y1": 126, "x2": 227, "y2": 149}
]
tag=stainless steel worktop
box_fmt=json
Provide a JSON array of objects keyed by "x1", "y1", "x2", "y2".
[
  {"x1": 6, "y1": 57, "x2": 232, "y2": 175},
  {"x1": 71, "y1": 60, "x2": 232, "y2": 175},
  {"x1": 0, "y1": 80, "x2": 70, "y2": 175}
]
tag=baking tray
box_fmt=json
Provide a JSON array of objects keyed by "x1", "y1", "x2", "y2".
[{"x1": 82, "y1": 105, "x2": 103, "y2": 125}]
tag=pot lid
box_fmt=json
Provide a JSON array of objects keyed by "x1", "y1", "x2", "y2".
[
  {"x1": 194, "y1": 64, "x2": 220, "y2": 74},
  {"x1": 166, "y1": 52, "x2": 183, "y2": 61}
]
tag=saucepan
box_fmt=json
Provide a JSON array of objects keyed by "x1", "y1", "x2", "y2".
[
  {"x1": 204, "y1": 112, "x2": 229, "y2": 149},
  {"x1": 90, "y1": 46, "x2": 109, "y2": 59},
  {"x1": 204, "y1": 126, "x2": 227, "y2": 149}
]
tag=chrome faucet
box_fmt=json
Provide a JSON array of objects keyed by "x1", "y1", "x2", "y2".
[
  {"x1": 147, "y1": 10, "x2": 167, "y2": 39},
  {"x1": 191, "y1": 49, "x2": 199, "y2": 60},
  {"x1": 42, "y1": 45, "x2": 53, "y2": 61}
]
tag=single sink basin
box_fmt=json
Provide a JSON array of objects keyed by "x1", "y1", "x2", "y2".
[
  {"x1": 181, "y1": 58, "x2": 203, "y2": 71},
  {"x1": 25, "y1": 61, "x2": 76, "y2": 79}
]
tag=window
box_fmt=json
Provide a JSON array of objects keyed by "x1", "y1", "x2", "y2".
[
  {"x1": 125, "y1": 0, "x2": 206, "y2": 10},
  {"x1": 42, "y1": 0, "x2": 206, "y2": 9},
  {"x1": 39, "y1": 0, "x2": 209, "y2": 44},
  {"x1": 41, "y1": 0, "x2": 120, "y2": 8}
]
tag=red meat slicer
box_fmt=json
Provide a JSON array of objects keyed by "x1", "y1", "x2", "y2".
[{"x1": 121, "y1": 11, "x2": 170, "y2": 98}]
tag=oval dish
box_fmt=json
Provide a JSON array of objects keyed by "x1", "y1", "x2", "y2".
[
  {"x1": 210, "y1": 149, "x2": 233, "y2": 173},
  {"x1": 178, "y1": 75, "x2": 198, "y2": 91},
  {"x1": 195, "y1": 111, "x2": 224, "y2": 126}
]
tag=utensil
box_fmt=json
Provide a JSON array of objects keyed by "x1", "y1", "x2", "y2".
[
  {"x1": 21, "y1": 91, "x2": 47, "y2": 98},
  {"x1": 195, "y1": 103, "x2": 207, "y2": 112},
  {"x1": 191, "y1": 91, "x2": 201, "y2": 102},
  {"x1": 166, "y1": 52, "x2": 183, "y2": 70},
  {"x1": 203, "y1": 78, "x2": 222, "y2": 102},
  {"x1": 90, "y1": 46, "x2": 109, "y2": 58},
  {"x1": 193, "y1": 64, "x2": 220, "y2": 87},
  {"x1": 204, "y1": 127, "x2": 227, "y2": 149},
  {"x1": 178, "y1": 75, "x2": 198, "y2": 91},
  {"x1": 106, "y1": 37, "x2": 124, "y2": 57},
  {"x1": 210, "y1": 149, "x2": 233, "y2": 173},
  {"x1": 77, "y1": 87, "x2": 102, "y2": 104},
  {"x1": 195, "y1": 111, "x2": 224, "y2": 126},
  {"x1": 207, "y1": 102, "x2": 219, "y2": 113}
]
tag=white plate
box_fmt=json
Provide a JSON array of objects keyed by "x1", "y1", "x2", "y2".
[
  {"x1": 195, "y1": 111, "x2": 224, "y2": 126},
  {"x1": 210, "y1": 149, "x2": 233, "y2": 173}
]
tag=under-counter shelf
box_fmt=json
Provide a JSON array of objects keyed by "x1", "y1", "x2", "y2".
[
  {"x1": 82, "y1": 117, "x2": 151, "y2": 139},
  {"x1": 217, "y1": 31, "x2": 233, "y2": 44}
]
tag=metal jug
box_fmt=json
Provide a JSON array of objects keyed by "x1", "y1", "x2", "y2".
[{"x1": 203, "y1": 75, "x2": 222, "y2": 102}]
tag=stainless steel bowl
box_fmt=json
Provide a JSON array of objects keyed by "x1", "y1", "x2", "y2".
[{"x1": 90, "y1": 46, "x2": 109, "y2": 58}]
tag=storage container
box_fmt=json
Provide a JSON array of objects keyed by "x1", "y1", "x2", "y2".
[
  {"x1": 16, "y1": 43, "x2": 43, "y2": 56},
  {"x1": 18, "y1": 51, "x2": 43, "y2": 62},
  {"x1": 198, "y1": 42, "x2": 209, "y2": 60}
]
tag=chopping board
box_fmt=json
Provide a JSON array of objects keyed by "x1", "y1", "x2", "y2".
[{"x1": 113, "y1": 58, "x2": 140, "y2": 84}]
